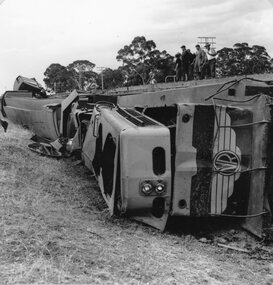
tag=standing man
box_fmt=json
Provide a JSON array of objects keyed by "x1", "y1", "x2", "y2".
[
  {"x1": 174, "y1": 53, "x2": 182, "y2": 81},
  {"x1": 181, "y1": 45, "x2": 191, "y2": 81},
  {"x1": 203, "y1": 43, "x2": 217, "y2": 78},
  {"x1": 187, "y1": 49, "x2": 195, "y2": 80},
  {"x1": 193, "y1": 44, "x2": 206, "y2": 80}
]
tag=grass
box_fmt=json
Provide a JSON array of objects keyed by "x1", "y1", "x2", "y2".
[
  {"x1": 0, "y1": 125, "x2": 105, "y2": 283},
  {"x1": 1, "y1": 124, "x2": 273, "y2": 284}
]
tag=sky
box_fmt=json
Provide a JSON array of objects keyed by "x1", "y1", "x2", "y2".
[{"x1": 0, "y1": 0, "x2": 273, "y2": 93}]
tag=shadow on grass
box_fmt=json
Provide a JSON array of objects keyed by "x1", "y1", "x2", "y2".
[{"x1": 166, "y1": 216, "x2": 243, "y2": 238}]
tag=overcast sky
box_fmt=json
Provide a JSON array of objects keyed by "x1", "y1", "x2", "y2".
[{"x1": 0, "y1": 0, "x2": 273, "y2": 93}]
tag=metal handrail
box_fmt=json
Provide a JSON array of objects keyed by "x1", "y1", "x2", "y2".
[{"x1": 165, "y1": 75, "x2": 176, "y2": 83}]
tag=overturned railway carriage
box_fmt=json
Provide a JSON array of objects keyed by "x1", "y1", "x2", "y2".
[{"x1": 2, "y1": 75, "x2": 273, "y2": 237}]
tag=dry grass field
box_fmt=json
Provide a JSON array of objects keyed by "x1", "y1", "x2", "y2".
[{"x1": 1, "y1": 124, "x2": 273, "y2": 284}]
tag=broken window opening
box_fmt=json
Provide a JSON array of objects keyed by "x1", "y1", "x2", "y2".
[
  {"x1": 101, "y1": 134, "x2": 116, "y2": 197},
  {"x1": 92, "y1": 125, "x2": 103, "y2": 176}
]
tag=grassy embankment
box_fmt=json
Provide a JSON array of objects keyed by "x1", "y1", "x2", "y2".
[{"x1": 1, "y1": 124, "x2": 273, "y2": 284}]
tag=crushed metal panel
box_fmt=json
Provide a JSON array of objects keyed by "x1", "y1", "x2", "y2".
[
  {"x1": 13, "y1": 75, "x2": 46, "y2": 97},
  {"x1": 60, "y1": 90, "x2": 79, "y2": 136},
  {"x1": 82, "y1": 105, "x2": 133, "y2": 215},
  {"x1": 171, "y1": 99, "x2": 270, "y2": 238},
  {"x1": 241, "y1": 96, "x2": 271, "y2": 237},
  {"x1": 2, "y1": 92, "x2": 62, "y2": 140},
  {"x1": 172, "y1": 104, "x2": 197, "y2": 216},
  {"x1": 82, "y1": 103, "x2": 172, "y2": 230}
]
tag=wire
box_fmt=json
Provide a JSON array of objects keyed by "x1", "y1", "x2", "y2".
[
  {"x1": 205, "y1": 76, "x2": 273, "y2": 101},
  {"x1": 205, "y1": 79, "x2": 239, "y2": 101},
  {"x1": 211, "y1": 98, "x2": 220, "y2": 144},
  {"x1": 210, "y1": 211, "x2": 269, "y2": 218},
  {"x1": 218, "y1": 120, "x2": 270, "y2": 128},
  {"x1": 211, "y1": 93, "x2": 267, "y2": 103},
  {"x1": 213, "y1": 166, "x2": 267, "y2": 175}
]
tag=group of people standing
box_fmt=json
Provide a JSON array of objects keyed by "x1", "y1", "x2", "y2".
[{"x1": 174, "y1": 43, "x2": 217, "y2": 81}]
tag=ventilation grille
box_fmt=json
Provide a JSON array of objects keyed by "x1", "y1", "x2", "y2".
[{"x1": 116, "y1": 108, "x2": 159, "y2": 127}]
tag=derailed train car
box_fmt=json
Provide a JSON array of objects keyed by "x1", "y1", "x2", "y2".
[{"x1": 2, "y1": 74, "x2": 273, "y2": 237}]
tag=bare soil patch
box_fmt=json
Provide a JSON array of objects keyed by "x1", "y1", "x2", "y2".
[{"x1": 1, "y1": 124, "x2": 273, "y2": 284}]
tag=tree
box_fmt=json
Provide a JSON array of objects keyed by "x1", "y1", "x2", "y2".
[
  {"x1": 67, "y1": 60, "x2": 96, "y2": 91},
  {"x1": 217, "y1": 43, "x2": 272, "y2": 77},
  {"x1": 149, "y1": 49, "x2": 174, "y2": 82},
  {"x1": 251, "y1": 45, "x2": 272, "y2": 73},
  {"x1": 117, "y1": 36, "x2": 156, "y2": 84},
  {"x1": 43, "y1": 63, "x2": 75, "y2": 93},
  {"x1": 217, "y1": 47, "x2": 237, "y2": 77},
  {"x1": 96, "y1": 68, "x2": 124, "y2": 89},
  {"x1": 43, "y1": 60, "x2": 98, "y2": 93},
  {"x1": 116, "y1": 36, "x2": 174, "y2": 85}
]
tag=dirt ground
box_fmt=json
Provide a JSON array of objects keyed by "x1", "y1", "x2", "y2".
[{"x1": 1, "y1": 124, "x2": 273, "y2": 284}]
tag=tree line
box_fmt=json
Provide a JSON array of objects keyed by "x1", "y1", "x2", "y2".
[{"x1": 43, "y1": 36, "x2": 273, "y2": 93}]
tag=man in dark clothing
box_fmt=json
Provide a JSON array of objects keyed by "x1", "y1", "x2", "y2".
[
  {"x1": 180, "y1": 45, "x2": 191, "y2": 81},
  {"x1": 187, "y1": 49, "x2": 195, "y2": 81},
  {"x1": 174, "y1": 53, "x2": 182, "y2": 81}
]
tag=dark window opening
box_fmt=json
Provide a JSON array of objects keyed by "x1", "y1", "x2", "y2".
[
  {"x1": 152, "y1": 197, "x2": 165, "y2": 218},
  {"x1": 228, "y1": 88, "x2": 236, "y2": 96},
  {"x1": 66, "y1": 114, "x2": 76, "y2": 138},
  {"x1": 78, "y1": 112, "x2": 92, "y2": 147},
  {"x1": 136, "y1": 106, "x2": 177, "y2": 128},
  {"x1": 92, "y1": 125, "x2": 102, "y2": 176},
  {"x1": 153, "y1": 147, "x2": 166, "y2": 175},
  {"x1": 101, "y1": 134, "x2": 116, "y2": 197}
]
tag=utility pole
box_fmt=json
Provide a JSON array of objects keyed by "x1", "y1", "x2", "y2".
[
  {"x1": 197, "y1": 37, "x2": 216, "y2": 48},
  {"x1": 97, "y1": 67, "x2": 106, "y2": 91}
]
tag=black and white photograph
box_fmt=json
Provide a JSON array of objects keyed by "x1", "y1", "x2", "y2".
[{"x1": 1, "y1": 0, "x2": 273, "y2": 284}]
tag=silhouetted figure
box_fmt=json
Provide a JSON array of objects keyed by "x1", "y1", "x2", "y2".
[
  {"x1": 187, "y1": 49, "x2": 196, "y2": 80},
  {"x1": 203, "y1": 43, "x2": 217, "y2": 78},
  {"x1": 181, "y1": 45, "x2": 192, "y2": 81},
  {"x1": 193, "y1": 44, "x2": 207, "y2": 80},
  {"x1": 174, "y1": 53, "x2": 182, "y2": 81}
]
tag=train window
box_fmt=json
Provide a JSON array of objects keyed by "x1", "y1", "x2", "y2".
[
  {"x1": 153, "y1": 147, "x2": 166, "y2": 175},
  {"x1": 92, "y1": 125, "x2": 103, "y2": 176},
  {"x1": 101, "y1": 134, "x2": 116, "y2": 197}
]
